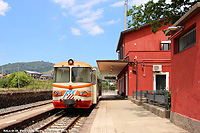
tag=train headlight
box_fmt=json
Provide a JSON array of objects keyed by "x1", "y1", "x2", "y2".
[
  {"x1": 58, "y1": 91, "x2": 62, "y2": 95},
  {"x1": 68, "y1": 59, "x2": 74, "y2": 65},
  {"x1": 54, "y1": 91, "x2": 58, "y2": 95},
  {"x1": 83, "y1": 91, "x2": 87, "y2": 95},
  {"x1": 79, "y1": 91, "x2": 83, "y2": 95}
]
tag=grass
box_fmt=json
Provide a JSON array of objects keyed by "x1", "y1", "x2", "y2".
[{"x1": 0, "y1": 80, "x2": 53, "y2": 91}]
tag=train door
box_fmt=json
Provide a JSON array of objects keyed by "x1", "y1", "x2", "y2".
[{"x1": 92, "y1": 68, "x2": 97, "y2": 104}]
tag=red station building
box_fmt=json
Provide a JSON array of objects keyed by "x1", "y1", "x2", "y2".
[
  {"x1": 166, "y1": 2, "x2": 200, "y2": 131},
  {"x1": 97, "y1": 20, "x2": 171, "y2": 98}
]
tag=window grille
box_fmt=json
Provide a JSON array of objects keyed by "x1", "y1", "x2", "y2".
[{"x1": 178, "y1": 27, "x2": 196, "y2": 52}]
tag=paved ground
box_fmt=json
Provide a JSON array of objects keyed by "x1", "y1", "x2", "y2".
[
  {"x1": 0, "y1": 104, "x2": 54, "y2": 130},
  {"x1": 89, "y1": 92, "x2": 187, "y2": 133}
]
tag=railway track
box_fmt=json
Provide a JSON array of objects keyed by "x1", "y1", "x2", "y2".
[
  {"x1": 22, "y1": 106, "x2": 95, "y2": 133},
  {"x1": 0, "y1": 100, "x2": 52, "y2": 118},
  {"x1": 33, "y1": 111, "x2": 83, "y2": 133}
]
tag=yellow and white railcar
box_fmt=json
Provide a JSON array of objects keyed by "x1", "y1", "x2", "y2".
[{"x1": 52, "y1": 59, "x2": 100, "y2": 109}]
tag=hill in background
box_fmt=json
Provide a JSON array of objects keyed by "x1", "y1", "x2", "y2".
[{"x1": 0, "y1": 61, "x2": 54, "y2": 74}]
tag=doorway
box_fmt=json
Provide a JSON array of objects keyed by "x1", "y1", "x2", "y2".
[
  {"x1": 153, "y1": 72, "x2": 169, "y2": 91},
  {"x1": 156, "y1": 75, "x2": 166, "y2": 90}
]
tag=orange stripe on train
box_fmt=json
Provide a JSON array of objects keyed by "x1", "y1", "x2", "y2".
[{"x1": 53, "y1": 83, "x2": 92, "y2": 90}]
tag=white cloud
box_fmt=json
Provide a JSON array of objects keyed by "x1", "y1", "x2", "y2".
[
  {"x1": 59, "y1": 35, "x2": 66, "y2": 40},
  {"x1": 53, "y1": 0, "x2": 107, "y2": 36},
  {"x1": 110, "y1": 1, "x2": 124, "y2": 7},
  {"x1": 71, "y1": 28, "x2": 81, "y2": 35},
  {"x1": 62, "y1": 12, "x2": 67, "y2": 17},
  {"x1": 76, "y1": 8, "x2": 104, "y2": 36},
  {"x1": 52, "y1": 16, "x2": 57, "y2": 20},
  {"x1": 70, "y1": 0, "x2": 107, "y2": 14},
  {"x1": 103, "y1": 19, "x2": 120, "y2": 25},
  {"x1": 129, "y1": 0, "x2": 171, "y2": 6},
  {"x1": 75, "y1": 9, "x2": 91, "y2": 18},
  {"x1": 89, "y1": 26, "x2": 104, "y2": 35},
  {"x1": 77, "y1": 8, "x2": 103, "y2": 23},
  {"x1": 0, "y1": 0, "x2": 10, "y2": 16},
  {"x1": 81, "y1": 23, "x2": 104, "y2": 35},
  {"x1": 53, "y1": 0, "x2": 75, "y2": 8}
]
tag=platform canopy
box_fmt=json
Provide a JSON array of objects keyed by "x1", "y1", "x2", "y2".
[{"x1": 96, "y1": 60, "x2": 129, "y2": 76}]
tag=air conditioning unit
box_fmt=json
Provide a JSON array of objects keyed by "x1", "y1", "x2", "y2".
[{"x1": 153, "y1": 65, "x2": 162, "y2": 72}]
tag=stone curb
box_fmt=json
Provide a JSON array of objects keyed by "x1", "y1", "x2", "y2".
[
  {"x1": 131, "y1": 98, "x2": 170, "y2": 118},
  {"x1": 79, "y1": 105, "x2": 99, "y2": 133}
]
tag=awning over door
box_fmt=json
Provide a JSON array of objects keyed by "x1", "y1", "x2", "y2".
[{"x1": 96, "y1": 60, "x2": 129, "y2": 76}]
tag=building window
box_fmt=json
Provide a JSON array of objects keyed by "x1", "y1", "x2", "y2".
[
  {"x1": 119, "y1": 45, "x2": 124, "y2": 60},
  {"x1": 178, "y1": 27, "x2": 196, "y2": 52},
  {"x1": 160, "y1": 41, "x2": 171, "y2": 50}
]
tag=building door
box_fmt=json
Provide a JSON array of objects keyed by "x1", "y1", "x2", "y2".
[
  {"x1": 153, "y1": 72, "x2": 169, "y2": 91},
  {"x1": 156, "y1": 75, "x2": 166, "y2": 90}
]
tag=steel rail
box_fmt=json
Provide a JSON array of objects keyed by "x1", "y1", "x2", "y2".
[
  {"x1": 0, "y1": 101, "x2": 52, "y2": 117},
  {"x1": 34, "y1": 113, "x2": 65, "y2": 132},
  {"x1": 62, "y1": 114, "x2": 81, "y2": 133}
]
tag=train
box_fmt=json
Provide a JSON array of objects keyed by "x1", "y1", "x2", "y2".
[{"x1": 52, "y1": 59, "x2": 101, "y2": 109}]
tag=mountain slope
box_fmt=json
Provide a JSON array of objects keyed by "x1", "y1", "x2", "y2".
[{"x1": 0, "y1": 61, "x2": 54, "y2": 74}]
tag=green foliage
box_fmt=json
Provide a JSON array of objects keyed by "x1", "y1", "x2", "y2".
[
  {"x1": 0, "y1": 61, "x2": 54, "y2": 74},
  {"x1": 6, "y1": 72, "x2": 33, "y2": 88},
  {"x1": 168, "y1": 89, "x2": 171, "y2": 110},
  {"x1": 0, "y1": 72, "x2": 53, "y2": 89},
  {"x1": 101, "y1": 81, "x2": 117, "y2": 90},
  {"x1": 0, "y1": 78, "x2": 9, "y2": 88},
  {"x1": 127, "y1": 0, "x2": 199, "y2": 33}
]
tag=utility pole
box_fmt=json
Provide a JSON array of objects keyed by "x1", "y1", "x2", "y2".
[
  {"x1": 1, "y1": 67, "x2": 3, "y2": 78},
  {"x1": 18, "y1": 66, "x2": 20, "y2": 89},
  {"x1": 124, "y1": 0, "x2": 128, "y2": 30}
]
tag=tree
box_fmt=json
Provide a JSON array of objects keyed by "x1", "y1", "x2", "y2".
[
  {"x1": 6, "y1": 72, "x2": 33, "y2": 88},
  {"x1": 127, "y1": 0, "x2": 199, "y2": 33}
]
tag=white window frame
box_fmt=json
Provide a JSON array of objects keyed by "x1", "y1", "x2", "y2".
[{"x1": 153, "y1": 72, "x2": 169, "y2": 91}]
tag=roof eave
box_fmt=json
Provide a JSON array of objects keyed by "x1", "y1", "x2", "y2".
[{"x1": 165, "y1": 2, "x2": 200, "y2": 36}]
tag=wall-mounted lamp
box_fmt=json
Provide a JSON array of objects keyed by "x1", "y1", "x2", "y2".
[
  {"x1": 168, "y1": 26, "x2": 184, "y2": 40},
  {"x1": 168, "y1": 26, "x2": 184, "y2": 31}
]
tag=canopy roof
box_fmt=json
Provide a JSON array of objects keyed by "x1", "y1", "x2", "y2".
[{"x1": 96, "y1": 60, "x2": 128, "y2": 76}]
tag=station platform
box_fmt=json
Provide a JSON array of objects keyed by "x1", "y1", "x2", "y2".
[{"x1": 81, "y1": 91, "x2": 187, "y2": 133}]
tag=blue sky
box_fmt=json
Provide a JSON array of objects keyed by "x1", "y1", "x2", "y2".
[{"x1": 0, "y1": 0, "x2": 149, "y2": 67}]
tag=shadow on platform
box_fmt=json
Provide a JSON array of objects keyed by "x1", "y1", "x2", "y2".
[{"x1": 99, "y1": 92, "x2": 126, "y2": 100}]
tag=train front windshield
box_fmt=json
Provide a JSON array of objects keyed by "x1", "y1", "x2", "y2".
[
  {"x1": 72, "y1": 67, "x2": 91, "y2": 83},
  {"x1": 54, "y1": 67, "x2": 70, "y2": 83}
]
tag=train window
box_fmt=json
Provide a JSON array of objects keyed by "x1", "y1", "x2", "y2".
[
  {"x1": 92, "y1": 70, "x2": 97, "y2": 85},
  {"x1": 72, "y1": 67, "x2": 91, "y2": 83},
  {"x1": 54, "y1": 67, "x2": 70, "y2": 83}
]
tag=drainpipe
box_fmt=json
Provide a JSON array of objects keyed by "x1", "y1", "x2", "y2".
[{"x1": 135, "y1": 61, "x2": 138, "y2": 100}]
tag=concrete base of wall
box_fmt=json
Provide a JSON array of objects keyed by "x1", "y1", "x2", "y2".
[
  {"x1": 131, "y1": 98, "x2": 170, "y2": 118},
  {"x1": 170, "y1": 112, "x2": 200, "y2": 133},
  {"x1": 0, "y1": 89, "x2": 52, "y2": 109}
]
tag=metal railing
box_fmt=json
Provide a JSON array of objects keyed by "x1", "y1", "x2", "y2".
[{"x1": 133, "y1": 90, "x2": 170, "y2": 110}]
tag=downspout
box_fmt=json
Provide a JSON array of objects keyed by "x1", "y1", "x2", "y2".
[{"x1": 135, "y1": 61, "x2": 138, "y2": 100}]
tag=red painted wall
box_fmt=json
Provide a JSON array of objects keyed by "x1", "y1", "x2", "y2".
[
  {"x1": 171, "y1": 12, "x2": 200, "y2": 121},
  {"x1": 124, "y1": 22, "x2": 171, "y2": 56},
  {"x1": 117, "y1": 21, "x2": 171, "y2": 97}
]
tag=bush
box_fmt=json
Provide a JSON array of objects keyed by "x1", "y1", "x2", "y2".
[
  {"x1": 0, "y1": 78, "x2": 9, "y2": 88},
  {"x1": 6, "y1": 72, "x2": 33, "y2": 88}
]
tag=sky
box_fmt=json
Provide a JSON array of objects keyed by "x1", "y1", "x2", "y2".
[{"x1": 0, "y1": 0, "x2": 153, "y2": 67}]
